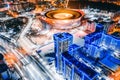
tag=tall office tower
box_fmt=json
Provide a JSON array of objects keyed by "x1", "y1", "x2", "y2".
[{"x1": 53, "y1": 32, "x2": 73, "y2": 73}]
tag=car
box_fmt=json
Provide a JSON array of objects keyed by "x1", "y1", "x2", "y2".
[{"x1": 36, "y1": 50, "x2": 41, "y2": 54}]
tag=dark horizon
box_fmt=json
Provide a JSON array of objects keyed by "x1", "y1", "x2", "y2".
[{"x1": 68, "y1": 1, "x2": 120, "y2": 12}]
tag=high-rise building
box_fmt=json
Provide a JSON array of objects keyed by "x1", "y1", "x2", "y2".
[
  {"x1": 62, "y1": 52, "x2": 98, "y2": 80},
  {"x1": 53, "y1": 27, "x2": 120, "y2": 80},
  {"x1": 53, "y1": 32, "x2": 73, "y2": 73}
]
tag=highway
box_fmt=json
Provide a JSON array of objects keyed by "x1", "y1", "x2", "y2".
[
  {"x1": 18, "y1": 17, "x2": 37, "y2": 52},
  {"x1": 11, "y1": 47, "x2": 53, "y2": 80}
]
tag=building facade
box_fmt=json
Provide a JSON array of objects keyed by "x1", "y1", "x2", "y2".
[
  {"x1": 54, "y1": 23, "x2": 120, "y2": 80},
  {"x1": 53, "y1": 32, "x2": 73, "y2": 73}
]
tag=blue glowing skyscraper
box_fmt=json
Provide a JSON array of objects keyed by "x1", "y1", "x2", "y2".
[
  {"x1": 62, "y1": 52, "x2": 98, "y2": 80},
  {"x1": 53, "y1": 32, "x2": 73, "y2": 73}
]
